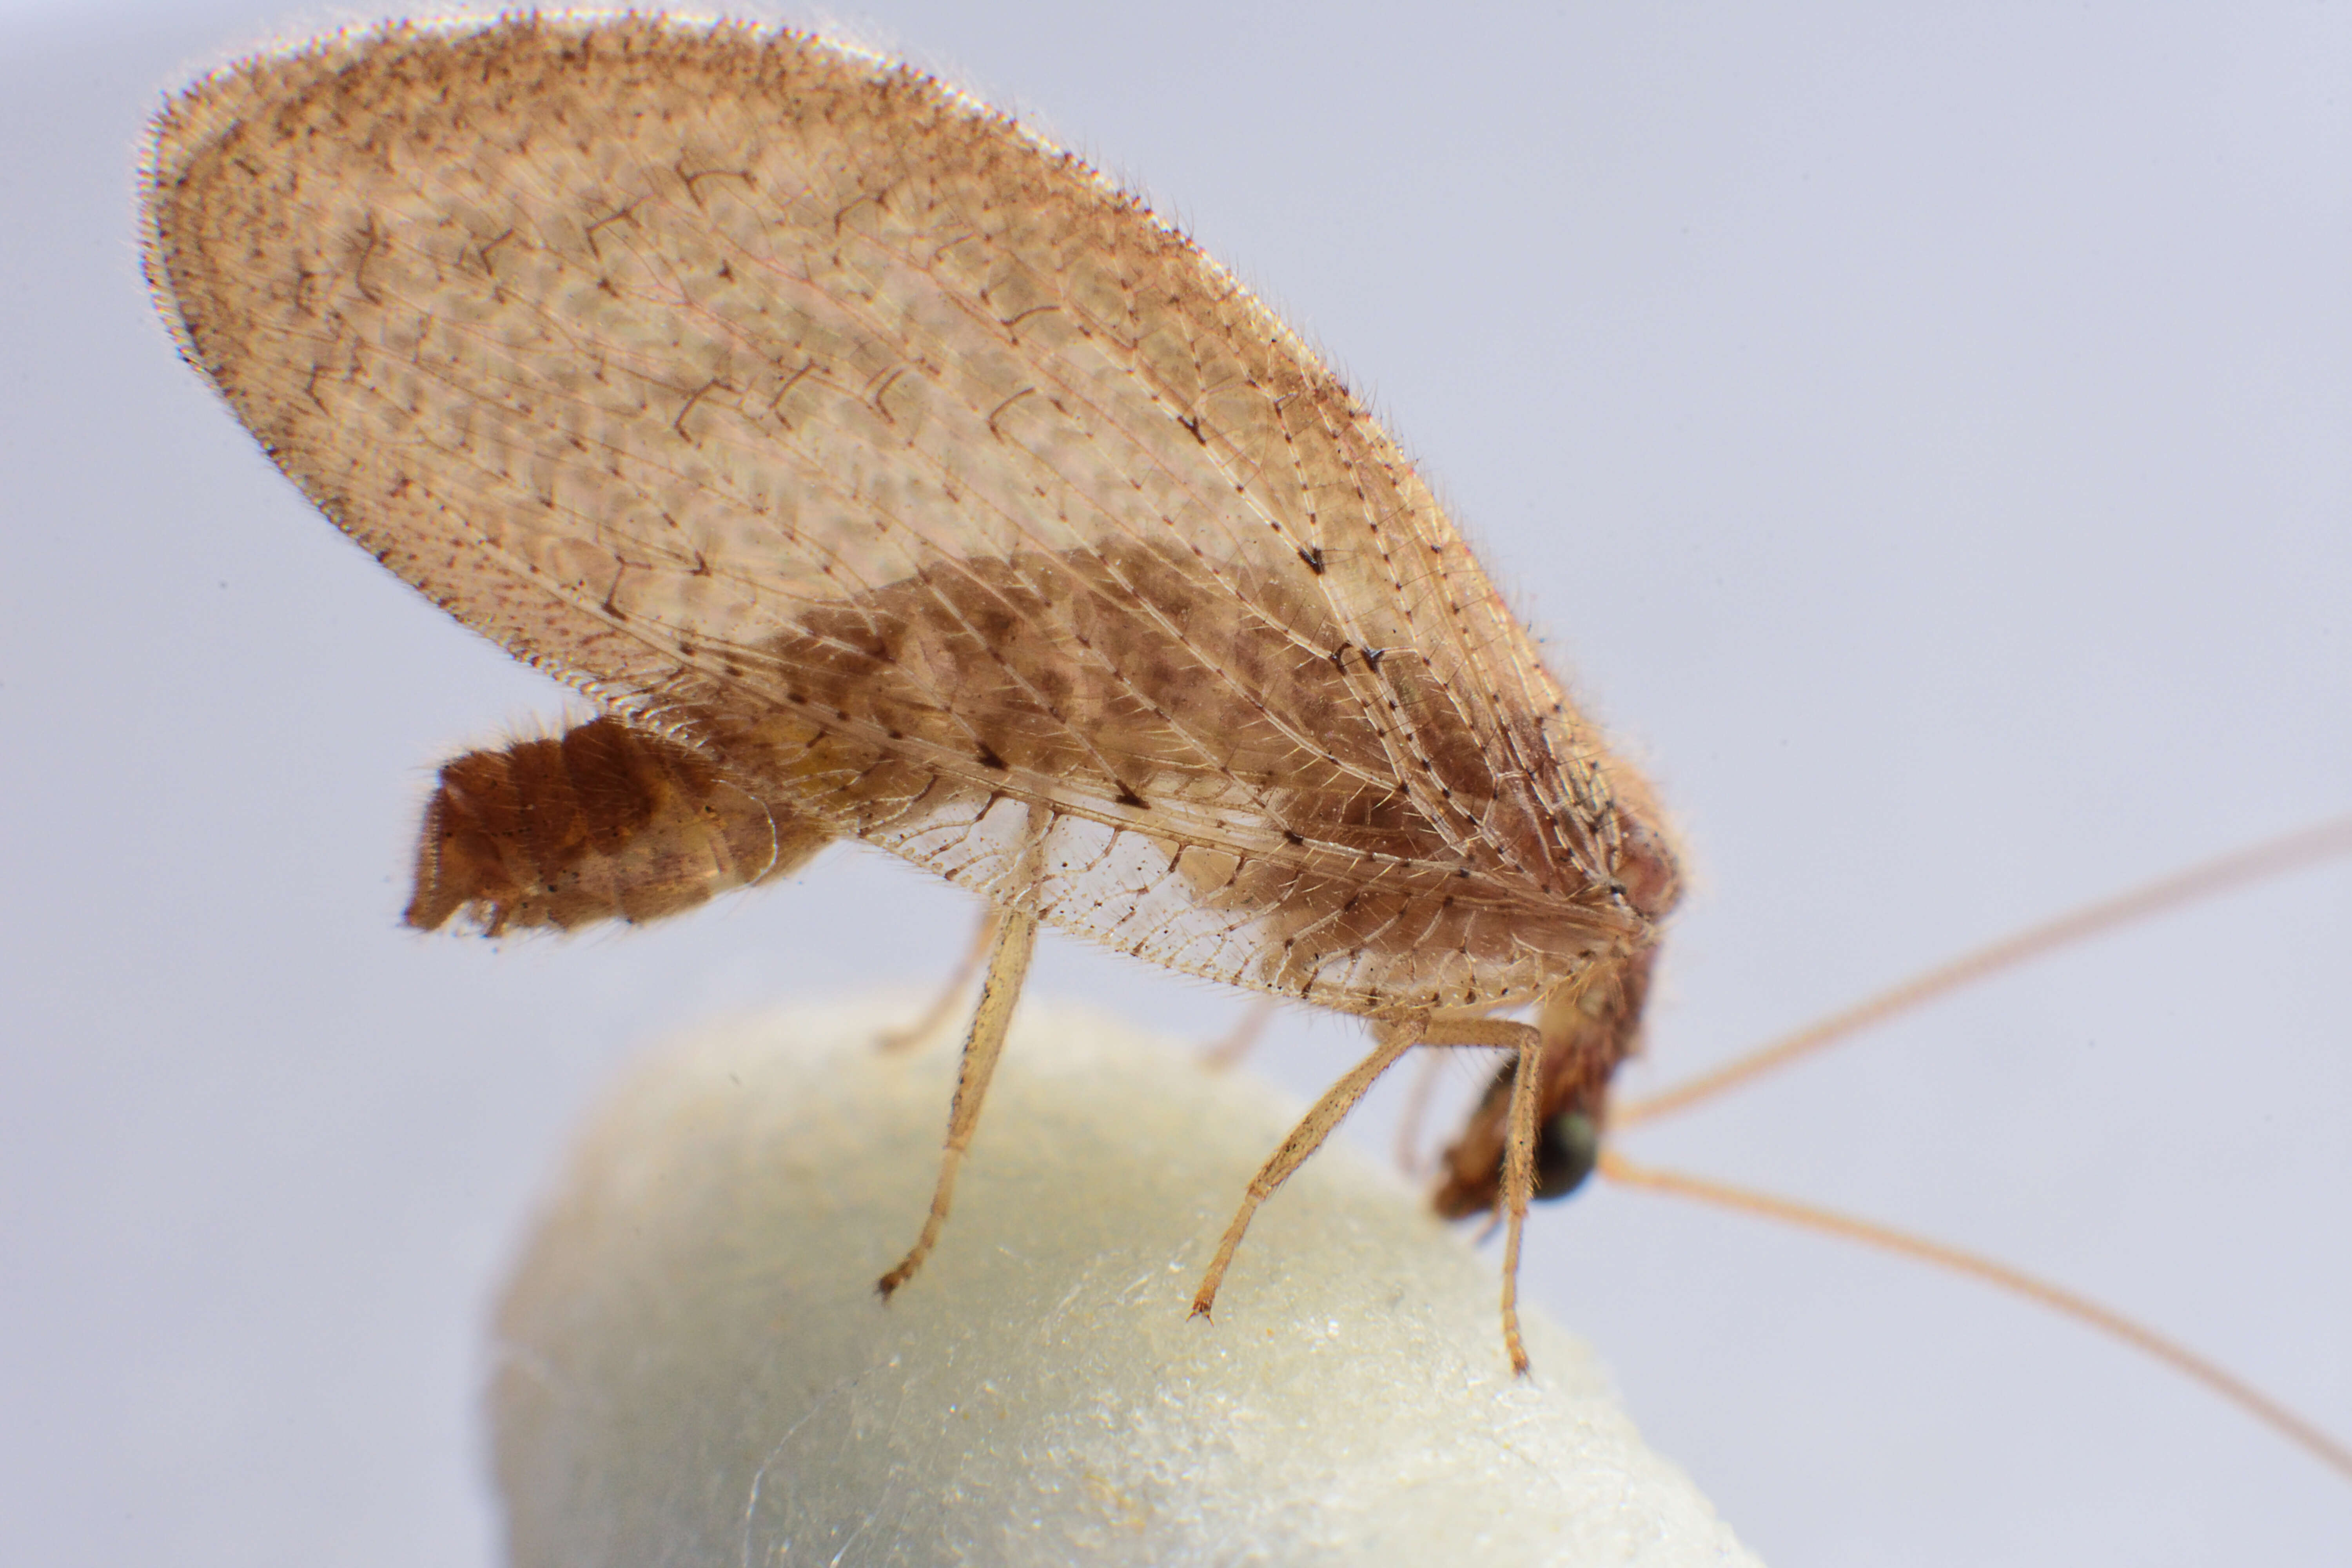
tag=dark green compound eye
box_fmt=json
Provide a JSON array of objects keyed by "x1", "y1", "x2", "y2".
[{"x1": 1531, "y1": 1108, "x2": 1601, "y2": 1201}]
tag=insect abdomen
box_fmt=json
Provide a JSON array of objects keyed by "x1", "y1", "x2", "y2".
[{"x1": 406, "y1": 716, "x2": 830, "y2": 935}]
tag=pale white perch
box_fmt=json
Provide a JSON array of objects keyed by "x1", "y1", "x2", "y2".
[{"x1": 489, "y1": 999, "x2": 1759, "y2": 1566}]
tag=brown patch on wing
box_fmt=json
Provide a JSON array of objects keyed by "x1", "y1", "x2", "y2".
[
  {"x1": 635, "y1": 541, "x2": 1642, "y2": 1013},
  {"x1": 680, "y1": 535, "x2": 1604, "y2": 875}
]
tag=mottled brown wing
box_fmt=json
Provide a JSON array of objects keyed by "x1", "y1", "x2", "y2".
[{"x1": 142, "y1": 19, "x2": 1656, "y2": 1014}]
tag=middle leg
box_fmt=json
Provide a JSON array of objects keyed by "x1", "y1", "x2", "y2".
[{"x1": 1189, "y1": 1018, "x2": 1426, "y2": 1321}]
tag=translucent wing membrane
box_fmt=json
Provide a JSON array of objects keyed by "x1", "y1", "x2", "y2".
[{"x1": 142, "y1": 19, "x2": 1670, "y2": 1019}]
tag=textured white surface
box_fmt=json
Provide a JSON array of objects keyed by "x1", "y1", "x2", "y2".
[{"x1": 490, "y1": 1000, "x2": 1759, "y2": 1567}]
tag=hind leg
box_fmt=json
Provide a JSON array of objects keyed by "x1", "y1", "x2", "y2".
[{"x1": 876, "y1": 904, "x2": 1038, "y2": 1298}]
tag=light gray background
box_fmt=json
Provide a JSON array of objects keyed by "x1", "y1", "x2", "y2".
[{"x1": 4, "y1": 3, "x2": 2347, "y2": 1565}]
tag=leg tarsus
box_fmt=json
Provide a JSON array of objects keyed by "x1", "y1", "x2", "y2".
[{"x1": 876, "y1": 905, "x2": 1038, "y2": 1299}]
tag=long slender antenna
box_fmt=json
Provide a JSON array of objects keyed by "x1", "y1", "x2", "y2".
[
  {"x1": 1614, "y1": 813, "x2": 2352, "y2": 1130},
  {"x1": 1599, "y1": 1149, "x2": 2352, "y2": 1483}
]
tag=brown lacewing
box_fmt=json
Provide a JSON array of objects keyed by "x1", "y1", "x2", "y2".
[{"x1": 141, "y1": 16, "x2": 1679, "y2": 1370}]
